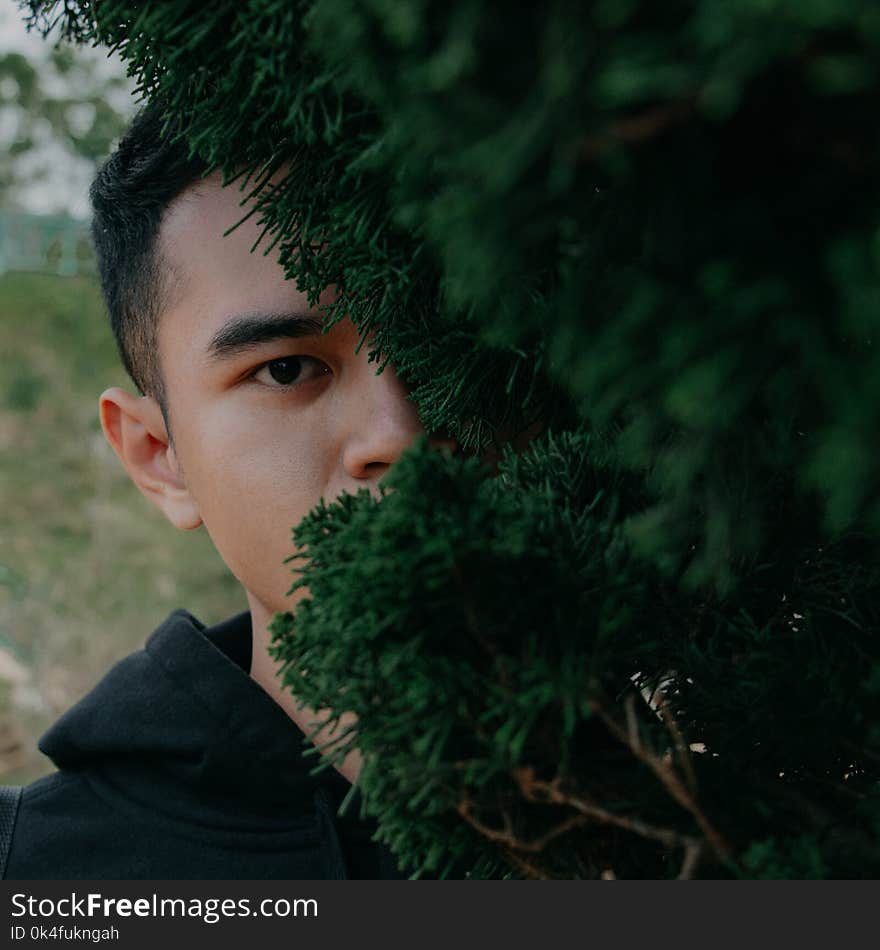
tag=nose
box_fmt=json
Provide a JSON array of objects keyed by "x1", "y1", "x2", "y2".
[{"x1": 340, "y1": 363, "x2": 457, "y2": 484}]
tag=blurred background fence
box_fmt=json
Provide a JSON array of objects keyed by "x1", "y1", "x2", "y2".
[{"x1": 0, "y1": 210, "x2": 94, "y2": 277}]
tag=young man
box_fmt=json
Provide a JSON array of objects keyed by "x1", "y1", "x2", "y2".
[{"x1": 1, "y1": 105, "x2": 456, "y2": 879}]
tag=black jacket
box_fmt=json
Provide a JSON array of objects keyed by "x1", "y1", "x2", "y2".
[{"x1": 5, "y1": 609, "x2": 405, "y2": 879}]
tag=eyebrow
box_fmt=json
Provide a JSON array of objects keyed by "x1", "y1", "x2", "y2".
[{"x1": 206, "y1": 311, "x2": 326, "y2": 361}]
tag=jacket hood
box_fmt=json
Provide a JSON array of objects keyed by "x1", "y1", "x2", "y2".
[{"x1": 39, "y1": 609, "x2": 363, "y2": 831}]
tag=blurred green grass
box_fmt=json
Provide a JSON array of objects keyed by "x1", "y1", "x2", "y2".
[{"x1": 0, "y1": 271, "x2": 246, "y2": 783}]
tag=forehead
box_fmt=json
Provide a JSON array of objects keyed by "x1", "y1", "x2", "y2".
[{"x1": 155, "y1": 172, "x2": 319, "y2": 355}]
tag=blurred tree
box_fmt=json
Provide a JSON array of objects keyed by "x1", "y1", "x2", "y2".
[{"x1": 0, "y1": 17, "x2": 132, "y2": 214}]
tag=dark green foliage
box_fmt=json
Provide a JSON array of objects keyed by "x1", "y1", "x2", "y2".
[
  {"x1": 23, "y1": 0, "x2": 880, "y2": 583},
  {"x1": 23, "y1": 0, "x2": 880, "y2": 876},
  {"x1": 270, "y1": 433, "x2": 675, "y2": 878},
  {"x1": 303, "y1": 0, "x2": 880, "y2": 586},
  {"x1": 269, "y1": 435, "x2": 879, "y2": 878}
]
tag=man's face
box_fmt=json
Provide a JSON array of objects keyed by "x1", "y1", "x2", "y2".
[{"x1": 155, "y1": 173, "x2": 435, "y2": 621}]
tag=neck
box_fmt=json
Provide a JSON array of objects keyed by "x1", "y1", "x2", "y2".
[{"x1": 247, "y1": 594, "x2": 363, "y2": 786}]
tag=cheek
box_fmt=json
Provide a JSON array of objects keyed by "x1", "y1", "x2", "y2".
[{"x1": 175, "y1": 407, "x2": 336, "y2": 602}]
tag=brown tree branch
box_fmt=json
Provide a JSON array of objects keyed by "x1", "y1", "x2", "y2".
[
  {"x1": 456, "y1": 795, "x2": 590, "y2": 855},
  {"x1": 511, "y1": 765, "x2": 705, "y2": 878},
  {"x1": 457, "y1": 763, "x2": 713, "y2": 879},
  {"x1": 652, "y1": 690, "x2": 699, "y2": 796},
  {"x1": 588, "y1": 695, "x2": 737, "y2": 869}
]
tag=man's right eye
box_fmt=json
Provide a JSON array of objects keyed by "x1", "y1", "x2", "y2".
[{"x1": 252, "y1": 356, "x2": 330, "y2": 388}]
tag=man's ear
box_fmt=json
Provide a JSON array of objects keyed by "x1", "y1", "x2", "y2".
[{"x1": 99, "y1": 387, "x2": 202, "y2": 531}]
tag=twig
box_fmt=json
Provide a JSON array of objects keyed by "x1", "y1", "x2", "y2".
[
  {"x1": 653, "y1": 690, "x2": 699, "y2": 796},
  {"x1": 458, "y1": 767, "x2": 709, "y2": 879},
  {"x1": 500, "y1": 847, "x2": 551, "y2": 880},
  {"x1": 457, "y1": 796, "x2": 589, "y2": 854},
  {"x1": 624, "y1": 693, "x2": 641, "y2": 753},
  {"x1": 677, "y1": 839, "x2": 704, "y2": 881},
  {"x1": 511, "y1": 765, "x2": 703, "y2": 875},
  {"x1": 589, "y1": 696, "x2": 737, "y2": 869}
]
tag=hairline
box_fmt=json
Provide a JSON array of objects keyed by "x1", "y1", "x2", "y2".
[{"x1": 146, "y1": 178, "x2": 213, "y2": 444}]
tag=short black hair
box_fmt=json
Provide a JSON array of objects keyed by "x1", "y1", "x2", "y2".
[{"x1": 90, "y1": 104, "x2": 208, "y2": 420}]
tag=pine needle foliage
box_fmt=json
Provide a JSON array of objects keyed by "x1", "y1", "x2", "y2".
[
  {"x1": 268, "y1": 434, "x2": 879, "y2": 878},
  {"x1": 22, "y1": 0, "x2": 880, "y2": 877}
]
